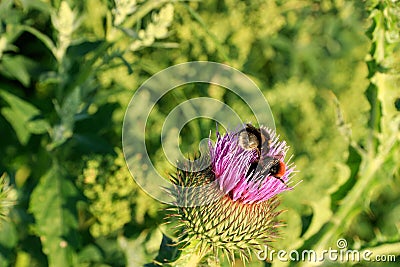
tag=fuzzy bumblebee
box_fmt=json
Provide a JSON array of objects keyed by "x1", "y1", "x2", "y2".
[{"x1": 168, "y1": 124, "x2": 296, "y2": 264}]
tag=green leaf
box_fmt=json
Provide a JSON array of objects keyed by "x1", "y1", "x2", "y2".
[
  {"x1": 77, "y1": 245, "x2": 103, "y2": 264},
  {"x1": 374, "y1": 72, "x2": 400, "y2": 137},
  {"x1": 330, "y1": 145, "x2": 362, "y2": 212},
  {"x1": 0, "y1": 0, "x2": 24, "y2": 28},
  {"x1": 118, "y1": 230, "x2": 164, "y2": 267},
  {"x1": 0, "y1": 90, "x2": 49, "y2": 145},
  {"x1": 60, "y1": 86, "x2": 82, "y2": 127},
  {"x1": 145, "y1": 234, "x2": 182, "y2": 266},
  {"x1": 20, "y1": 25, "x2": 57, "y2": 59},
  {"x1": 71, "y1": 133, "x2": 115, "y2": 154},
  {"x1": 0, "y1": 220, "x2": 18, "y2": 266},
  {"x1": 19, "y1": 0, "x2": 51, "y2": 13},
  {"x1": 1, "y1": 106, "x2": 31, "y2": 144},
  {"x1": 65, "y1": 42, "x2": 110, "y2": 94},
  {"x1": 49, "y1": 86, "x2": 82, "y2": 149},
  {"x1": 364, "y1": 83, "x2": 382, "y2": 149},
  {"x1": 0, "y1": 0, "x2": 13, "y2": 12},
  {"x1": 27, "y1": 117, "x2": 51, "y2": 134},
  {"x1": 0, "y1": 55, "x2": 31, "y2": 86},
  {"x1": 66, "y1": 40, "x2": 105, "y2": 57},
  {"x1": 29, "y1": 163, "x2": 79, "y2": 267},
  {"x1": 0, "y1": 90, "x2": 40, "y2": 115}
]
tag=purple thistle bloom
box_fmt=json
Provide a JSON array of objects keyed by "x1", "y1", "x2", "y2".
[
  {"x1": 168, "y1": 123, "x2": 297, "y2": 265},
  {"x1": 210, "y1": 125, "x2": 295, "y2": 204}
]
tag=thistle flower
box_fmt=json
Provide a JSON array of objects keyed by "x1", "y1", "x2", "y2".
[
  {"x1": 211, "y1": 125, "x2": 294, "y2": 204},
  {"x1": 0, "y1": 173, "x2": 17, "y2": 222},
  {"x1": 168, "y1": 124, "x2": 296, "y2": 265}
]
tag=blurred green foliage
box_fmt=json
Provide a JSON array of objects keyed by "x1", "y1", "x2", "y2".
[{"x1": 0, "y1": 0, "x2": 399, "y2": 266}]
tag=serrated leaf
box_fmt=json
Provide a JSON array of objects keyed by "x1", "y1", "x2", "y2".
[
  {"x1": 330, "y1": 145, "x2": 362, "y2": 212},
  {"x1": 375, "y1": 72, "x2": 400, "y2": 136},
  {"x1": 29, "y1": 163, "x2": 79, "y2": 267}
]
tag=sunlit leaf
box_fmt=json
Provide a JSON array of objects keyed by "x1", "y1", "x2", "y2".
[
  {"x1": 77, "y1": 245, "x2": 103, "y2": 265},
  {"x1": 0, "y1": 90, "x2": 49, "y2": 144},
  {"x1": 0, "y1": 55, "x2": 31, "y2": 86},
  {"x1": 29, "y1": 163, "x2": 79, "y2": 267}
]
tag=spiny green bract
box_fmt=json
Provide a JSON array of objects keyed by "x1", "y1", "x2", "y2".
[{"x1": 168, "y1": 164, "x2": 283, "y2": 265}]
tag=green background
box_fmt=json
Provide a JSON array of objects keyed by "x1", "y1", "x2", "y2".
[{"x1": 0, "y1": 0, "x2": 399, "y2": 266}]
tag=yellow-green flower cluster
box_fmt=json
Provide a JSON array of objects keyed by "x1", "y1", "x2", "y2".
[
  {"x1": 130, "y1": 4, "x2": 175, "y2": 50},
  {"x1": 78, "y1": 149, "x2": 135, "y2": 237}
]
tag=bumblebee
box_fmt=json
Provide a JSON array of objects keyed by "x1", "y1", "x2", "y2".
[
  {"x1": 238, "y1": 124, "x2": 286, "y2": 184},
  {"x1": 262, "y1": 157, "x2": 286, "y2": 183},
  {"x1": 238, "y1": 124, "x2": 261, "y2": 151},
  {"x1": 237, "y1": 123, "x2": 271, "y2": 154}
]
